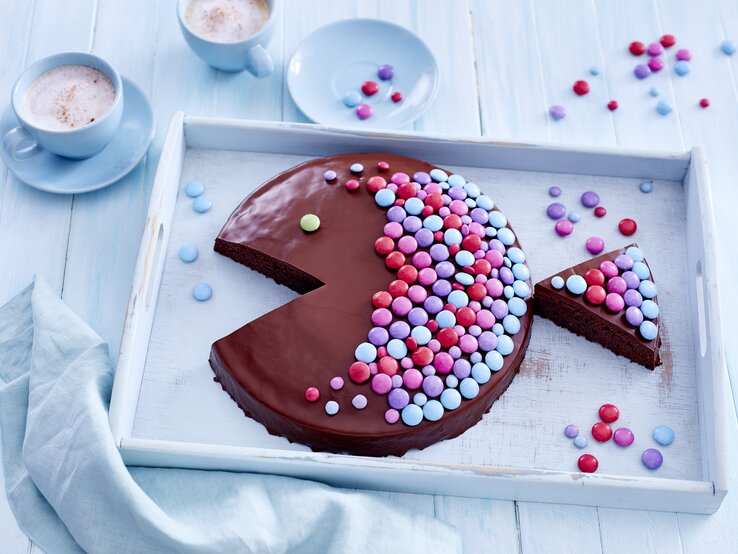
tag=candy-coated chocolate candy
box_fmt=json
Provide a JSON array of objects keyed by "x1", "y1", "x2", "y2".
[
  {"x1": 440, "y1": 388, "x2": 462, "y2": 410},
  {"x1": 674, "y1": 61, "x2": 690, "y2": 76},
  {"x1": 345, "y1": 179, "x2": 360, "y2": 191},
  {"x1": 607, "y1": 100, "x2": 618, "y2": 111},
  {"x1": 589, "y1": 66, "x2": 600, "y2": 76},
  {"x1": 626, "y1": 306, "x2": 644, "y2": 327},
  {"x1": 605, "y1": 292, "x2": 625, "y2": 312},
  {"x1": 649, "y1": 87, "x2": 660, "y2": 97},
  {"x1": 584, "y1": 268, "x2": 605, "y2": 286},
  {"x1": 367, "y1": 176, "x2": 387, "y2": 193},
  {"x1": 356, "y1": 104, "x2": 373, "y2": 119},
  {"x1": 423, "y1": 399, "x2": 444, "y2": 421},
  {"x1": 323, "y1": 170, "x2": 337, "y2": 181},
  {"x1": 193, "y1": 195, "x2": 212, "y2": 213},
  {"x1": 300, "y1": 213, "x2": 320, "y2": 232},
  {"x1": 721, "y1": 40, "x2": 736, "y2": 56},
  {"x1": 564, "y1": 424, "x2": 579, "y2": 438},
  {"x1": 385, "y1": 408, "x2": 400, "y2": 424},
  {"x1": 372, "y1": 290, "x2": 392, "y2": 308},
  {"x1": 599, "y1": 260, "x2": 618, "y2": 278},
  {"x1": 613, "y1": 427, "x2": 634, "y2": 447},
  {"x1": 547, "y1": 202, "x2": 566, "y2": 220},
  {"x1": 350, "y1": 163, "x2": 363, "y2": 173},
  {"x1": 568, "y1": 211, "x2": 581, "y2": 223},
  {"x1": 555, "y1": 219, "x2": 573, "y2": 237},
  {"x1": 592, "y1": 421, "x2": 613, "y2": 442},
  {"x1": 330, "y1": 376, "x2": 344, "y2": 390},
  {"x1": 624, "y1": 289, "x2": 643, "y2": 308},
  {"x1": 629, "y1": 41, "x2": 646, "y2": 56},
  {"x1": 377, "y1": 64, "x2": 394, "y2": 80},
  {"x1": 193, "y1": 283, "x2": 212, "y2": 301},
  {"x1": 362, "y1": 80, "x2": 379, "y2": 96},
  {"x1": 642, "y1": 448, "x2": 663, "y2": 469},
  {"x1": 656, "y1": 100, "x2": 673, "y2": 115},
  {"x1": 640, "y1": 320, "x2": 658, "y2": 340},
  {"x1": 676, "y1": 48, "x2": 691, "y2": 61},
  {"x1": 549, "y1": 105, "x2": 567, "y2": 121},
  {"x1": 647, "y1": 42, "x2": 663, "y2": 56},
  {"x1": 607, "y1": 276, "x2": 627, "y2": 295},
  {"x1": 371, "y1": 373, "x2": 393, "y2": 395},
  {"x1": 647, "y1": 57, "x2": 664, "y2": 72},
  {"x1": 402, "y1": 402, "x2": 424, "y2": 426},
  {"x1": 653, "y1": 425, "x2": 675, "y2": 446},
  {"x1": 660, "y1": 34, "x2": 676, "y2": 48},
  {"x1": 585, "y1": 285, "x2": 606, "y2": 305},
  {"x1": 179, "y1": 244, "x2": 198, "y2": 263},
  {"x1": 391, "y1": 91, "x2": 403, "y2": 103},
  {"x1": 599, "y1": 403, "x2": 620, "y2": 423},
  {"x1": 566, "y1": 275, "x2": 587, "y2": 295},
  {"x1": 325, "y1": 400, "x2": 339, "y2": 416},
  {"x1": 349, "y1": 361, "x2": 371, "y2": 383},
  {"x1": 343, "y1": 90, "x2": 362, "y2": 107},
  {"x1": 185, "y1": 179, "x2": 204, "y2": 197},
  {"x1": 549, "y1": 186, "x2": 562, "y2": 197},
  {"x1": 634, "y1": 64, "x2": 650, "y2": 79},
  {"x1": 573, "y1": 80, "x2": 590, "y2": 95},
  {"x1": 585, "y1": 236, "x2": 605, "y2": 255},
  {"x1": 581, "y1": 191, "x2": 600, "y2": 208},
  {"x1": 700, "y1": 98, "x2": 710, "y2": 108},
  {"x1": 385, "y1": 251, "x2": 405, "y2": 269},
  {"x1": 551, "y1": 276, "x2": 565, "y2": 290},
  {"x1": 578, "y1": 454, "x2": 598, "y2": 473},
  {"x1": 594, "y1": 206, "x2": 606, "y2": 217},
  {"x1": 641, "y1": 300, "x2": 659, "y2": 320},
  {"x1": 374, "y1": 236, "x2": 394, "y2": 255},
  {"x1": 574, "y1": 435, "x2": 588, "y2": 448},
  {"x1": 638, "y1": 280, "x2": 657, "y2": 299},
  {"x1": 618, "y1": 218, "x2": 637, "y2": 236},
  {"x1": 305, "y1": 387, "x2": 320, "y2": 402}
]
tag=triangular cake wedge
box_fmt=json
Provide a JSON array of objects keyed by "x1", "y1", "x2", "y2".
[{"x1": 534, "y1": 244, "x2": 661, "y2": 369}]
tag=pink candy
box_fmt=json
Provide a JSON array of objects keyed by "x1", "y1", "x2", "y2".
[
  {"x1": 391, "y1": 296, "x2": 412, "y2": 316},
  {"x1": 607, "y1": 276, "x2": 627, "y2": 295},
  {"x1": 605, "y1": 292, "x2": 625, "y2": 312},
  {"x1": 412, "y1": 251, "x2": 432, "y2": 269},
  {"x1": 384, "y1": 221, "x2": 403, "y2": 238},
  {"x1": 371, "y1": 308, "x2": 392, "y2": 326},
  {"x1": 600, "y1": 260, "x2": 618, "y2": 278},
  {"x1": 433, "y1": 352, "x2": 454, "y2": 373},
  {"x1": 371, "y1": 373, "x2": 392, "y2": 394},
  {"x1": 585, "y1": 236, "x2": 605, "y2": 254},
  {"x1": 458, "y1": 334, "x2": 478, "y2": 353},
  {"x1": 402, "y1": 368, "x2": 423, "y2": 389},
  {"x1": 356, "y1": 104, "x2": 373, "y2": 120},
  {"x1": 408, "y1": 284, "x2": 428, "y2": 303},
  {"x1": 555, "y1": 220, "x2": 573, "y2": 236},
  {"x1": 397, "y1": 235, "x2": 418, "y2": 254},
  {"x1": 417, "y1": 268, "x2": 437, "y2": 286}
]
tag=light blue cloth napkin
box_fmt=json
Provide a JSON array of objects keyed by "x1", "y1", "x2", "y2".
[{"x1": 0, "y1": 280, "x2": 461, "y2": 553}]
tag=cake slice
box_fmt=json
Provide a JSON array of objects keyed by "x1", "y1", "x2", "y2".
[{"x1": 534, "y1": 244, "x2": 661, "y2": 369}]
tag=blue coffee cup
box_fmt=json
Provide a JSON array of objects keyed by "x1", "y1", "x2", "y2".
[
  {"x1": 177, "y1": 0, "x2": 277, "y2": 76},
  {"x1": 3, "y1": 52, "x2": 124, "y2": 160}
]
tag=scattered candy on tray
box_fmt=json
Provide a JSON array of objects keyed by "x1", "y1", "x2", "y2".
[
  {"x1": 193, "y1": 195, "x2": 212, "y2": 213},
  {"x1": 614, "y1": 427, "x2": 635, "y2": 447},
  {"x1": 356, "y1": 103, "x2": 373, "y2": 120},
  {"x1": 565, "y1": 424, "x2": 579, "y2": 438},
  {"x1": 377, "y1": 64, "x2": 394, "y2": 81},
  {"x1": 592, "y1": 421, "x2": 613, "y2": 442},
  {"x1": 555, "y1": 219, "x2": 573, "y2": 237},
  {"x1": 179, "y1": 244, "x2": 198, "y2": 263},
  {"x1": 549, "y1": 105, "x2": 567, "y2": 121},
  {"x1": 573, "y1": 80, "x2": 590, "y2": 95},
  {"x1": 618, "y1": 218, "x2": 637, "y2": 236},
  {"x1": 324, "y1": 170, "x2": 337, "y2": 181},
  {"x1": 674, "y1": 61, "x2": 691, "y2": 76},
  {"x1": 574, "y1": 435, "x2": 588, "y2": 448},
  {"x1": 594, "y1": 206, "x2": 606, "y2": 218},
  {"x1": 345, "y1": 179, "x2": 360, "y2": 191},
  {"x1": 700, "y1": 98, "x2": 710, "y2": 108},
  {"x1": 391, "y1": 91, "x2": 403, "y2": 103},
  {"x1": 350, "y1": 163, "x2": 363, "y2": 173},
  {"x1": 642, "y1": 448, "x2": 663, "y2": 469},
  {"x1": 343, "y1": 90, "x2": 361, "y2": 108},
  {"x1": 192, "y1": 283, "x2": 212, "y2": 301},
  {"x1": 325, "y1": 400, "x2": 339, "y2": 415},
  {"x1": 300, "y1": 213, "x2": 321, "y2": 232},
  {"x1": 653, "y1": 425, "x2": 675, "y2": 445},
  {"x1": 640, "y1": 181, "x2": 653, "y2": 193},
  {"x1": 581, "y1": 191, "x2": 599, "y2": 208},
  {"x1": 629, "y1": 41, "x2": 646, "y2": 56},
  {"x1": 656, "y1": 100, "x2": 672, "y2": 115},
  {"x1": 305, "y1": 387, "x2": 320, "y2": 402},
  {"x1": 660, "y1": 34, "x2": 676, "y2": 48},
  {"x1": 578, "y1": 453, "x2": 599, "y2": 473},
  {"x1": 549, "y1": 186, "x2": 562, "y2": 197},
  {"x1": 185, "y1": 179, "x2": 204, "y2": 197},
  {"x1": 352, "y1": 394, "x2": 368, "y2": 409},
  {"x1": 607, "y1": 100, "x2": 618, "y2": 111},
  {"x1": 598, "y1": 403, "x2": 619, "y2": 423},
  {"x1": 676, "y1": 48, "x2": 692, "y2": 61},
  {"x1": 547, "y1": 202, "x2": 566, "y2": 220},
  {"x1": 585, "y1": 236, "x2": 605, "y2": 255},
  {"x1": 361, "y1": 80, "x2": 379, "y2": 96},
  {"x1": 330, "y1": 376, "x2": 344, "y2": 390},
  {"x1": 721, "y1": 39, "x2": 736, "y2": 56},
  {"x1": 634, "y1": 64, "x2": 650, "y2": 79}
]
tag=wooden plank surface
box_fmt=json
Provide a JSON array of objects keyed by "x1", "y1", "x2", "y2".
[{"x1": 1, "y1": 0, "x2": 737, "y2": 552}]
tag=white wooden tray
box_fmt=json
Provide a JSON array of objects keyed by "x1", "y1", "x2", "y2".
[{"x1": 109, "y1": 113, "x2": 728, "y2": 514}]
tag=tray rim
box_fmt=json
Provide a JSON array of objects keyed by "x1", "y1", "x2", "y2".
[{"x1": 109, "y1": 112, "x2": 728, "y2": 514}]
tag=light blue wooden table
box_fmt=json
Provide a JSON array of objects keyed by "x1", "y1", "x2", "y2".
[{"x1": 1, "y1": 1, "x2": 737, "y2": 552}]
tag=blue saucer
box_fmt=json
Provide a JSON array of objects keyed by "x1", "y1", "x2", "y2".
[
  {"x1": 287, "y1": 19, "x2": 439, "y2": 129},
  {"x1": 0, "y1": 77, "x2": 154, "y2": 194}
]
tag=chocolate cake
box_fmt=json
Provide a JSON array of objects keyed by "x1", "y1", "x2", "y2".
[
  {"x1": 534, "y1": 244, "x2": 661, "y2": 369},
  {"x1": 210, "y1": 153, "x2": 533, "y2": 457}
]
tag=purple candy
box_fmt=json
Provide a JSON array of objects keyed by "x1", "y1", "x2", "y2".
[
  {"x1": 436, "y1": 261, "x2": 455, "y2": 278},
  {"x1": 491, "y1": 299, "x2": 509, "y2": 319},
  {"x1": 470, "y1": 208, "x2": 489, "y2": 224},
  {"x1": 402, "y1": 216, "x2": 422, "y2": 233},
  {"x1": 449, "y1": 345, "x2": 461, "y2": 359},
  {"x1": 581, "y1": 191, "x2": 600, "y2": 208},
  {"x1": 391, "y1": 374, "x2": 403, "y2": 388},
  {"x1": 368, "y1": 327, "x2": 389, "y2": 346},
  {"x1": 424, "y1": 296, "x2": 444, "y2": 314},
  {"x1": 415, "y1": 228, "x2": 434, "y2": 248},
  {"x1": 614, "y1": 427, "x2": 635, "y2": 447},
  {"x1": 547, "y1": 202, "x2": 567, "y2": 220},
  {"x1": 478, "y1": 331, "x2": 498, "y2": 351},
  {"x1": 388, "y1": 388, "x2": 410, "y2": 410},
  {"x1": 389, "y1": 320, "x2": 411, "y2": 339},
  {"x1": 453, "y1": 359, "x2": 472, "y2": 379},
  {"x1": 391, "y1": 296, "x2": 412, "y2": 316},
  {"x1": 499, "y1": 267, "x2": 514, "y2": 285},
  {"x1": 489, "y1": 239, "x2": 505, "y2": 254},
  {"x1": 430, "y1": 243, "x2": 449, "y2": 261},
  {"x1": 642, "y1": 448, "x2": 663, "y2": 469},
  {"x1": 634, "y1": 64, "x2": 651, "y2": 79},
  {"x1": 622, "y1": 271, "x2": 640, "y2": 289},
  {"x1": 564, "y1": 424, "x2": 579, "y2": 438},
  {"x1": 549, "y1": 186, "x2": 562, "y2": 197},
  {"x1": 422, "y1": 365, "x2": 436, "y2": 376},
  {"x1": 414, "y1": 171, "x2": 431, "y2": 185},
  {"x1": 468, "y1": 324, "x2": 482, "y2": 337},
  {"x1": 423, "y1": 375, "x2": 444, "y2": 397},
  {"x1": 626, "y1": 306, "x2": 644, "y2": 326},
  {"x1": 432, "y1": 279, "x2": 452, "y2": 297},
  {"x1": 407, "y1": 307, "x2": 429, "y2": 327},
  {"x1": 624, "y1": 289, "x2": 643, "y2": 307},
  {"x1": 449, "y1": 187, "x2": 467, "y2": 200},
  {"x1": 549, "y1": 105, "x2": 567, "y2": 120},
  {"x1": 387, "y1": 206, "x2": 406, "y2": 222},
  {"x1": 377, "y1": 64, "x2": 394, "y2": 80},
  {"x1": 607, "y1": 276, "x2": 627, "y2": 295},
  {"x1": 614, "y1": 254, "x2": 634, "y2": 270}
]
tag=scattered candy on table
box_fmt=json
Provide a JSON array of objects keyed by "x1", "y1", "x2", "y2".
[
  {"x1": 640, "y1": 181, "x2": 653, "y2": 193},
  {"x1": 607, "y1": 100, "x2": 618, "y2": 111},
  {"x1": 356, "y1": 104, "x2": 373, "y2": 120},
  {"x1": 391, "y1": 91, "x2": 403, "y2": 103},
  {"x1": 642, "y1": 448, "x2": 663, "y2": 469},
  {"x1": 598, "y1": 403, "x2": 619, "y2": 423},
  {"x1": 185, "y1": 179, "x2": 204, "y2": 197},
  {"x1": 300, "y1": 213, "x2": 321, "y2": 232},
  {"x1": 192, "y1": 283, "x2": 212, "y2": 301},
  {"x1": 361, "y1": 80, "x2": 379, "y2": 96},
  {"x1": 649, "y1": 87, "x2": 660, "y2": 97},
  {"x1": 377, "y1": 64, "x2": 394, "y2": 80},
  {"x1": 674, "y1": 61, "x2": 691, "y2": 76},
  {"x1": 700, "y1": 98, "x2": 710, "y2": 108},
  {"x1": 592, "y1": 421, "x2": 613, "y2": 442},
  {"x1": 574, "y1": 435, "x2": 587, "y2": 448},
  {"x1": 646, "y1": 42, "x2": 663, "y2": 57},
  {"x1": 564, "y1": 424, "x2": 579, "y2": 438},
  {"x1": 653, "y1": 425, "x2": 675, "y2": 446},
  {"x1": 613, "y1": 427, "x2": 634, "y2": 447},
  {"x1": 573, "y1": 80, "x2": 590, "y2": 95},
  {"x1": 676, "y1": 48, "x2": 692, "y2": 61},
  {"x1": 578, "y1": 454, "x2": 598, "y2": 473},
  {"x1": 193, "y1": 195, "x2": 212, "y2": 213},
  {"x1": 656, "y1": 101, "x2": 672, "y2": 116},
  {"x1": 179, "y1": 244, "x2": 198, "y2": 263},
  {"x1": 634, "y1": 64, "x2": 650, "y2": 79},
  {"x1": 647, "y1": 57, "x2": 664, "y2": 72},
  {"x1": 548, "y1": 186, "x2": 561, "y2": 197},
  {"x1": 589, "y1": 66, "x2": 600, "y2": 76},
  {"x1": 594, "y1": 206, "x2": 606, "y2": 218},
  {"x1": 660, "y1": 34, "x2": 676, "y2": 48},
  {"x1": 343, "y1": 90, "x2": 361, "y2": 108},
  {"x1": 629, "y1": 41, "x2": 646, "y2": 56},
  {"x1": 547, "y1": 202, "x2": 566, "y2": 220},
  {"x1": 618, "y1": 218, "x2": 637, "y2": 236},
  {"x1": 585, "y1": 236, "x2": 605, "y2": 255},
  {"x1": 568, "y1": 211, "x2": 581, "y2": 223},
  {"x1": 721, "y1": 39, "x2": 736, "y2": 56},
  {"x1": 549, "y1": 105, "x2": 567, "y2": 121},
  {"x1": 581, "y1": 191, "x2": 599, "y2": 208},
  {"x1": 555, "y1": 219, "x2": 573, "y2": 237}
]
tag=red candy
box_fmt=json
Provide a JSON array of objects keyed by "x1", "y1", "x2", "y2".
[
  {"x1": 426, "y1": 319, "x2": 439, "y2": 333},
  {"x1": 443, "y1": 214, "x2": 462, "y2": 229},
  {"x1": 607, "y1": 100, "x2": 618, "y2": 111},
  {"x1": 304, "y1": 387, "x2": 320, "y2": 402},
  {"x1": 397, "y1": 265, "x2": 418, "y2": 284},
  {"x1": 629, "y1": 41, "x2": 646, "y2": 56},
  {"x1": 345, "y1": 179, "x2": 360, "y2": 191},
  {"x1": 412, "y1": 346, "x2": 434, "y2": 366},
  {"x1": 425, "y1": 193, "x2": 444, "y2": 211},
  {"x1": 377, "y1": 161, "x2": 389, "y2": 171},
  {"x1": 578, "y1": 454, "x2": 599, "y2": 473},
  {"x1": 700, "y1": 98, "x2": 710, "y2": 108},
  {"x1": 372, "y1": 290, "x2": 392, "y2": 308},
  {"x1": 391, "y1": 91, "x2": 403, "y2": 103},
  {"x1": 573, "y1": 80, "x2": 590, "y2": 96},
  {"x1": 385, "y1": 251, "x2": 405, "y2": 269},
  {"x1": 367, "y1": 176, "x2": 387, "y2": 192},
  {"x1": 456, "y1": 307, "x2": 476, "y2": 327},
  {"x1": 421, "y1": 206, "x2": 434, "y2": 217},
  {"x1": 592, "y1": 422, "x2": 613, "y2": 442},
  {"x1": 378, "y1": 356, "x2": 399, "y2": 376},
  {"x1": 437, "y1": 328, "x2": 459, "y2": 348},
  {"x1": 374, "y1": 236, "x2": 394, "y2": 255},
  {"x1": 449, "y1": 244, "x2": 461, "y2": 255},
  {"x1": 443, "y1": 303, "x2": 457, "y2": 314},
  {"x1": 473, "y1": 259, "x2": 491, "y2": 276},
  {"x1": 397, "y1": 182, "x2": 417, "y2": 199},
  {"x1": 461, "y1": 234, "x2": 481, "y2": 252},
  {"x1": 599, "y1": 403, "x2": 620, "y2": 423},
  {"x1": 467, "y1": 283, "x2": 487, "y2": 301},
  {"x1": 660, "y1": 34, "x2": 676, "y2": 48},
  {"x1": 388, "y1": 279, "x2": 409, "y2": 297},
  {"x1": 618, "y1": 218, "x2": 637, "y2": 236},
  {"x1": 362, "y1": 80, "x2": 379, "y2": 96},
  {"x1": 405, "y1": 337, "x2": 418, "y2": 351},
  {"x1": 348, "y1": 362, "x2": 370, "y2": 383},
  {"x1": 594, "y1": 206, "x2": 607, "y2": 218},
  {"x1": 585, "y1": 285, "x2": 606, "y2": 305},
  {"x1": 584, "y1": 268, "x2": 605, "y2": 286}
]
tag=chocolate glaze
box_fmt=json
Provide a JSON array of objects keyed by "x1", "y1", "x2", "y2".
[
  {"x1": 210, "y1": 153, "x2": 532, "y2": 457},
  {"x1": 534, "y1": 243, "x2": 661, "y2": 369}
]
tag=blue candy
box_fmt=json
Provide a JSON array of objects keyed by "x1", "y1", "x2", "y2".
[
  {"x1": 387, "y1": 339, "x2": 407, "y2": 359},
  {"x1": 649, "y1": 87, "x2": 660, "y2": 97},
  {"x1": 411, "y1": 325, "x2": 432, "y2": 345},
  {"x1": 350, "y1": 163, "x2": 364, "y2": 173},
  {"x1": 626, "y1": 246, "x2": 645, "y2": 262},
  {"x1": 503, "y1": 315, "x2": 521, "y2": 334},
  {"x1": 404, "y1": 197, "x2": 424, "y2": 215},
  {"x1": 440, "y1": 388, "x2": 462, "y2": 410},
  {"x1": 641, "y1": 299, "x2": 659, "y2": 319},
  {"x1": 193, "y1": 283, "x2": 212, "y2": 301},
  {"x1": 470, "y1": 352, "x2": 483, "y2": 364},
  {"x1": 445, "y1": 375, "x2": 459, "y2": 388},
  {"x1": 589, "y1": 66, "x2": 600, "y2": 76},
  {"x1": 430, "y1": 168, "x2": 449, "y2": 182},
  {"x1": 513, "y1": 280, "x2": 530, "y2": 298},
  {"x1": 640, "y1": 181, "x2": 653, "y2": 193},
  {"x1": 640, "y1": 320, "x2": 658, "y2": 340},
  {"x1": 551, "y1": 276, "x2": 565, "y2": 290},
  {"x1": 656, "y1": 101, "x2": 672, "y2": 116},
  {"x1": 512, "y1": 263, "x2": 530, "y2": 281},
  {"x1": 653, "y1": 425, "x2": 675, "y2": 446},
  {"x1": 343, "y1": 90, "x2": 362, "y2": 107},
  {"x1": 448, "y1": 290, "x2": 469, "y2": 308},
  {"x1": 193, "y1": 196, "x2": 212, "y2": 213},
  {"x1": 508, "y1": 297, "x2": 527, "y2": 317},
  {"x1": 179, "y1": 244, "x2": 198, "y2": 262},
  {"x1": 465, "y1": 198, "x2": 477, "y2": 208},
  {"x1": 455, "y1": 250, "x2": 475, "y2": 267},
  {"x1": 492, "y1": 323, "x2": 504, "y2": 336},
  {"x1": 455, "y1": 272, "x2": 475, "y2": 286},
  {"x1": 459, "y1": 378, "x2": 480, "y2": 399},
  {"x1": 413, "y1": 392, "x2": 428, "y2": 406},
  {"x1": 476, "y1": 195, "x2": 494, "y2": 211},
  {"x1": 568, "y1": 211, "x2": 581, "y2": 223},
  {"x1": 444, "y1": 228, "x2": 463, "y2": 246},
  {"x1": 471, "y1": 362, "x2": 491, "y2": 384},
  {"x1": 375, "y1": 188, "x2": 396, "y2": 207},
  {"x1": 464, "y1": 182, "x2": 481, "y2": 198},
  {"x1": 485, "y1": 227, "x2": 497, "y2": 238},
  {"x1": 488, "y1": 211, "x2": 508, "y2": 228},
  {"x1": 325, "y1": 401, "x2": 339, "y2": 416},
  {"x1": 639, "y1": 280, "x2": 657, "y2": 299},
  {"x1": 721, "y1": 39, "x2": 736, "y2": 56},
  {"x1": 574, "y1": 435, "x2": 588, "y2": 448},
  {"x1": 674, "y1": 60, "x2": 690, "y2": 76},
  {"x1": 507, "y1": 247, "x2": 526, "y2": 264},
  {"x1": 503, "y1": 286, "x2": 514, "y2": 299},
  {"x1": 436, "y1": 310, "x2": 457, "y2": 329},
  {"x1": 423, "y1": 214, "x2": 444, "y2": 231},
  {"x1": 355, "y1": 342, "x2": 377, "y2": 363},
  {"x1": 496, "y1": 335, "x2": 514, "y2": 356},
  {"x1": 566, "y1": 275, "x2": 587, "y2": 295},
  {"x1": 632, "y1": 262, "x2": 650, "y2": 280},
  {"x1": 447, "y1": 174, "x2": 466, "y2": 187},
  {"x1": 423, "y1": 399, "x2": 444, "y2": 421},
  {"x1": 402, "y1": 404, "x2": 424, "y2": 426},
  {"x1": 497, "y1": 228, "x2": 515, "y2": 245},
  {"x1": 185, "y1": 179, "x2": 204, "y2": 197}
]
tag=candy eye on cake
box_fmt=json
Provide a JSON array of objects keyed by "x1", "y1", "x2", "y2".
[{"x1": 210, "y1": 153, "x2": 533, "y2": 457}]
